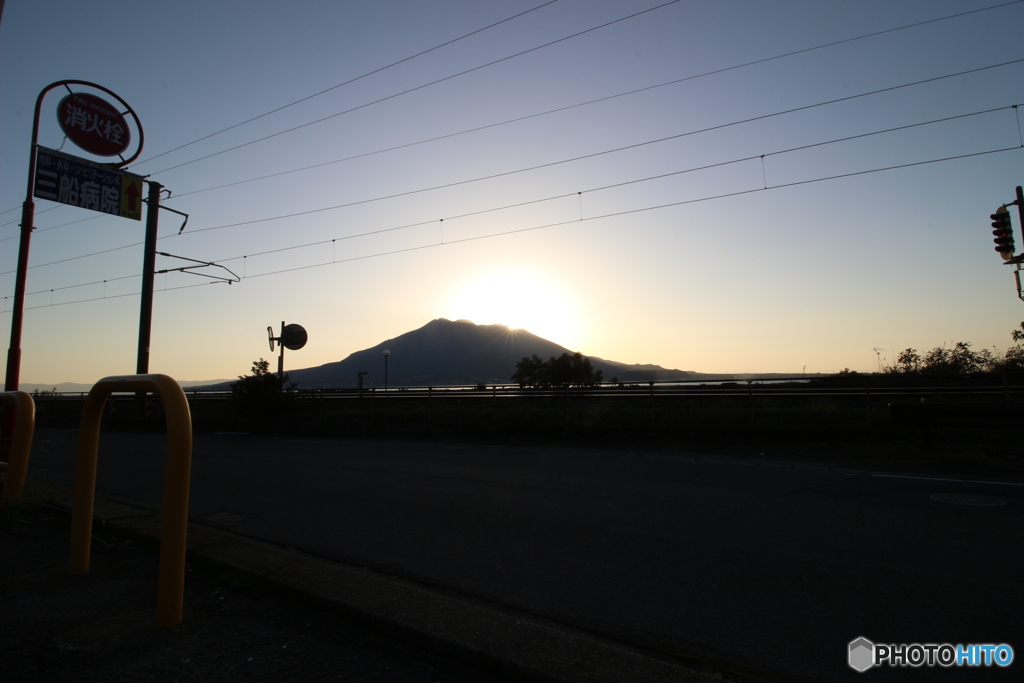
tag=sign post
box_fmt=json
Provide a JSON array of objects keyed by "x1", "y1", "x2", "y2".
[
  {"x1": 2, "y1": 81, "x2": 143, "y2": 462},
  {"x1": 137, "y1": 182, "x2": 162, "y2": 376}
]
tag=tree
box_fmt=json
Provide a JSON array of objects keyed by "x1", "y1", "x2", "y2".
[
  {"x1": 919, "y1": 341, "x2": 991, "y2": 375},
  {"x1": 511, "y1": 352, "x2": 603, "y2": 389},
  {"x1": 1001, "y1": 344, "x2": 1024, "y2": 373},
  {"x1": 992, "y1": 323, "x2": 1024, "y2": 373},
  {"x1": 231, "y1": 358, "x2": 296, "y2": 430},
  {"x1": 892, "y1": 348, "x2": 921, "y2": 374},
  {"x1": 511, "y1": 354, "x2": 546, "y2": 388}
]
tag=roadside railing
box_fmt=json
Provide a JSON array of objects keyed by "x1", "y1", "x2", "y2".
[
  {"x1": 0, "y1": 390, "x2": 36, "y2": 499},
  {"x1": 69, "y1": 374, "x2": 193, "y2": 627}
]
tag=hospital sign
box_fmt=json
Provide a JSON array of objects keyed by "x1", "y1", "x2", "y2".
[{"x1": 33, "y1": 146, "x2": 144, "y2": 221}]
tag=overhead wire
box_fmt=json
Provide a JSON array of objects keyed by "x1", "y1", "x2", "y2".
[
  {"x1": 0, "y1": 241, "x2": 144, "y2": 276},
  {"x1": 0, "y1": 0, "x2": 562, "y2": 226},
  {"x1": 161, "y1": 0, "x2": 1024, "y2": 201},
  {"x1": 7, "y1": 144, "x2": 1020, "y2": 312},
  {"x1": 0, "y1": 205, "x2": 65, "y2": 234},
  {"x1": 171, "y1": 59, "x2": 1024, "y2": 238},
  {"x1": 6, "y1": 56, "x2": 1022, "y2": 278},
  {"x1": 141, "y1": 0, "x2": 685, "y2": 175},
  {"x1": 7, "y1": 102, "x2": 1020, "y2": 301},
  {"x1": 201, "y1": 104, "x2": 1024, "y2": 267},
  {"x1": 175, "y1": 146, "x2": 1024, "y2": 283},
  {"x1": 0, "y1": 213, "x2": 103, "y2": 244},
  {"x1": 3, "y1": 278, "x2": 215, "y2": 313},
  {"x1": 3, "y1": 0, "x2": 1022, "y2": 223},
  {"x1": 135, "y1": 0, "x2": 561, "y2": 166}
]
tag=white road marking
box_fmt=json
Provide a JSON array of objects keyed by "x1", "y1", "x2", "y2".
[{"x1": 869, "y1": 473, "x2": 1024, "y2": 486}]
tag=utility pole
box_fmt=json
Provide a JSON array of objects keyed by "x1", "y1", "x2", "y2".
[
  {"x1": 278, "y1": 320, "x2": 286, "y2": 396},
  {"x1": 1016, "y1": 186, "x2": 1024, "y2": 234},
  {"x1": 136, "y1": 181, "x2": 162, "y2": 375}
]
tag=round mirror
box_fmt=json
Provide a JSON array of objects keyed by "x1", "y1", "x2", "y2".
[{"x1": 281, "y1": 323, "x2": 308, "y2": 351}]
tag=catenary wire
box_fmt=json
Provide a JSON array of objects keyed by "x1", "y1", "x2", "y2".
[
  {"x1": 7, "y1": 103, "x2": 1019, "y2": 295},
  {"x1": 0, "y1": 205, "x2": 66, "y2": 234},
  {"x1": 135, "y1": 0, "x2": 560, "y2": 166},
  {"x1": 201, "y1": 105, "x2": 1024, "y2": 266},
  {"x1": 6, "y1": 145, "x2": 1020, "y2": 311},
  {"x1": 3, "y1": 0, "x2": 1022, "y2": 224},
  {"x1": 180, "y1": 146, "x2": 1024, "y2": 283},
  {"x1": 6, "y1": 61, "x2": 1021, "y2": 277},
  {"x1": 162, "y1": 0, "x2": 1024, "y2": 201},
  {"x1": 140, "y1": 1, "x2": 685, "y2": 175},
  {"x1": 171, "y1": 60, "x2": 1024, "y2": 238}
]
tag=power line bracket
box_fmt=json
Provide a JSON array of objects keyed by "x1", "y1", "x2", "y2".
[{"x1": 156, "y1": 252, "x2": 240, "y2": 285}]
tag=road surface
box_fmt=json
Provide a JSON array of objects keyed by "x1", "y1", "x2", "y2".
[{"x1": 25, "y1": 429, "x2": 1023, "y2": 681}]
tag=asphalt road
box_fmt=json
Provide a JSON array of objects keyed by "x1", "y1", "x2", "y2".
[{"x1": 25, "y1": 429, "x2": 1024, "y2": 681}]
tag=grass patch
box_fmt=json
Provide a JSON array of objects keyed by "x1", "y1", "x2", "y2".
[{"x1": 0, "y1": 479, "x2": 70, "y2": 521}]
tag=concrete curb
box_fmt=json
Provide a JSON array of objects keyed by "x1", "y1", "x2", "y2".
[{"x1": 84, "y1": 497, "x2": 745, "y2": 683}]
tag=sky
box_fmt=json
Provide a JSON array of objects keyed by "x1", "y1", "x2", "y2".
[{"x1": 2, "y1": 0, "x2": 1024, "y2": 386}]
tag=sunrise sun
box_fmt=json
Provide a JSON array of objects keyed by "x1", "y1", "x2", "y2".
[{"x1": 444, "y1": 268, "x2": 581, "y2": 347}]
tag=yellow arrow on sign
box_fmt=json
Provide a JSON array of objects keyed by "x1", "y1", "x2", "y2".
[{"x1": 121, "y1": 176, "x2": 143, "y2": 221}]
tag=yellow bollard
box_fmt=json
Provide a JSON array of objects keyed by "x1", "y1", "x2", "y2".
[
  {"x1": 0, "y1": 391, "x2": 36, "y2": 499},
  {"x1": 69, "y1": 374, "x2": 192, "y2": 628}
]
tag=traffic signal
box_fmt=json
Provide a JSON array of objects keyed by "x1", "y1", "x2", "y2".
[{"x1": 992, "y1": 205, "x2": 1014, "y2": 260}]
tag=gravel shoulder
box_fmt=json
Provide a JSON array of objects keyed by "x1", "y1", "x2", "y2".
[{"x1": 0, "y1": 496, "x2": 514, "y2": 683}]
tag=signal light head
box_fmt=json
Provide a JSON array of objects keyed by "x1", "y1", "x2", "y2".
[{"x1": 991, "y1": 205, "x2": 1014, "y2": 259}]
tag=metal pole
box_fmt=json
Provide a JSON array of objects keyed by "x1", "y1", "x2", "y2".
[
  {"x1": 1014, "y1": 187, "x2": 1024, "y2": 302},
  {"x1": 1, "y1": 207, "x2": 41, "y2": 455},
  {"x1": 277, "y1": 322, "x2": 285, "y2": 433},
  {"x1": 4, "y1": 84, "x2": 48, "y2": 393},
  {"x1": 136, "y1": 181, "x2": 162, "y2": 375},
  {"x1": 2, "y1": 84, "x2": 48, "y2": 461},
  {"x1": 1016, "y1": 186, "x2": 1024, "y2": 232},
  {"x1": 3, "y1": 199, "x2": 33, "y2": 393},
  {"x1": 278, "y1": 320, "x2": 285, "y2": 393}
]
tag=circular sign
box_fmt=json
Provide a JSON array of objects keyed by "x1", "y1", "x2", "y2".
[
  {"x1": 280, "y1": 324, "x2": 308, "y2": 351},
  {"x1": 267, "y1": 326, "x2": 276, "y2": 353},
  {"x1": 57, "y1": 92, "x2": 131, "y2": 156}
]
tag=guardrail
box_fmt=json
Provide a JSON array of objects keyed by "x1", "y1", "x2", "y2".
[
  {"x1": 22, "y1": 376, "x2": 1024, "y2": 401},
  {"x1": 69, "y1": 374, "x2": 193, "y2": 627},
  {"x1": 23, "y1": 379, "x2": 1024, "y2": 440}
]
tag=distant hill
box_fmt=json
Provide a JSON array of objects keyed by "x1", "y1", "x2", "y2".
[
  {"x1": 19, "y1": 379, "x2": 233, "y2": 394},
  {"x1": 205, "y1": 318, "x2": 699, "y2": 390}
]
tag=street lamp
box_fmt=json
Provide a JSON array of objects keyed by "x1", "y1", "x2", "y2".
[{"x1": 382, "y1": 349, "x2": 390, "y2": 391}]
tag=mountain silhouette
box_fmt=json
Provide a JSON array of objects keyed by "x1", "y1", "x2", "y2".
[{"x1": 273, "y1": 318, "x2": 695, "y2": 389}]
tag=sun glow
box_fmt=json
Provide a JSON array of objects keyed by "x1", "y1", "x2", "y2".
[{"x1": 444, "y1": 268, "x2": 581, "y2": 347}]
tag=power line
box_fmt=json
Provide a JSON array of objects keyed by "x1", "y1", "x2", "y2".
[
  {"x1": 0, "y1": 213, "x2": 103, "y2": 244},
  {"x1": 8, "y1": 102, "x2": 1016, "y2": 299},
  {"x1": 33, "y1": 273, "x2": 138, "y2": 297},
  {"x1": 2, "y1": 278, "x2": 216, "y2": 313},
  {"x1": 135, "y1": 0, "x2": 561, "y2": 166},
  {"x1": 229, "y1": 146, "x2": 1024, "y2": 281},
  {"x1": 162, "y1": 0, "x2": 1024, "y2": 202},
  {"x1": 5, "y1": 144, "x2": 1020, "y2": 313},
  {"x1": 0, "y1": 205, "x2": 63, "y2": 234},
  {"x1": 7, "y1": 77, "x2": 1020, "y2": 280},
  {"x1": 175, "y1": 60, "x2": 1024, "y2": 237},
  {"x1": 4, "y1": 0, "x2": 1022, "y2": 222},
  {"x1": 0, "y1": 2, "x2": 563, "y2": 227},
  {"x1": 0, "y1": 241, "x2": 143, "y2": 276},
  {"x1": 201, "y1": 104, "x2": 1024, "y2": 265},
  {"x1": 141, "y1": 0, "x2": 684, "y2": 176}
]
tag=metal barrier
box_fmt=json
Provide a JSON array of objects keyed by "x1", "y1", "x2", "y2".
[
  {"x1": 0, "y1": 391, "x2": 35, "y2": 499},
  {"x1": 69, "y1": 374, "x2": 193, "y2": 627}
]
